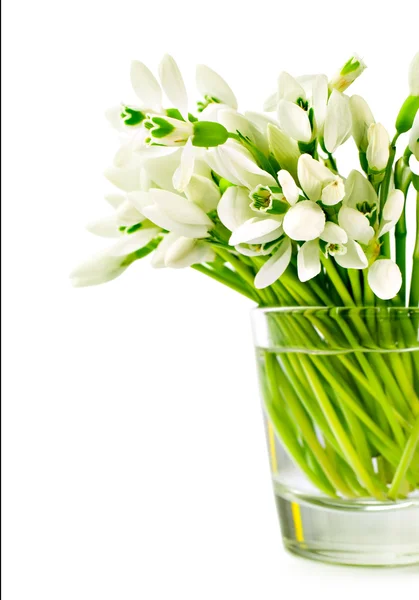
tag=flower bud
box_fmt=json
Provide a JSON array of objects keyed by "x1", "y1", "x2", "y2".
[
  {"x1": 329, "y1": 54, "x2": 367, "y2": 93},
  {"x1": 366, "y1": 123, "x2": 390, "y2": 172},
  {"x1": 349, "y1": 95, "x2": 375, "y2": 152},
  {"x1": 395, "y1": 53, "x2": 419, "y2": 133}
]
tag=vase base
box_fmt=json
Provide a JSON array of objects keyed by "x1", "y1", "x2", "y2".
[{"x1": 275, "y1": 491, "x2": 419, "y2": 567}]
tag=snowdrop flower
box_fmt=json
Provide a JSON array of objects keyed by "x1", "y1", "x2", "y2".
[
  {"x1": 297, "y1": 154, "x2": 345, "y2": 205},
  {"x1": 343, "y1": 170, "x2": 378, "y2": 217},
  {"x1": 206, "y1": 141, "x2": 276, "y2": 189},
  {"x1": 217, "y1": 185, "x2": 283, "y2": 248},
  {"x1": 145, "y1": 114, "x2": 194, "y2": 146},
  {"x1": 71, "y1": 225, "x2": 161, "y2": 287},
  {"x1": 152, "y1": 233, "x2": 215, "y2": 269},
  {"x1": 409, "y1": 110, "x2": 419, "y2": 175},
  {"x1": 350, "y1": 95, "x2": 375, "y2": 152},
  {"x1": 368, "y1": 259, "x2": 402, "y2": 300},
  {"x1": 196, "y1": 64, "x2": 238, "y2": 111},
  {"x1": 277, "y1": 72, "x2": 328, "y2": 143},
  {"x1": 377, "y1": 189, "x2": 405, "y2": 237},
  {"x1": 409, "y1": 52, "x2": 419, "y2": 96},
  {"x1": 254, "y1": 238, "x2": 292, "y2": 289},
  {"x1": 323, "y1": 90, "x2": 352, "y2": 153},
  {"x1": 366, "y1": 123, "x2": 390, "y2": 172},
  {"x1": 329, "y1": 54, "x2": 367, "y2": 93},
  {"x1": 87, "y1": 193, "x2": 147, "y2": 238},
  {"x1": 267, "y1": 124, "x2": 301, "y2": 183},
  {"x1": 249, "y1": 170, "x2": 300, "y2": 215},
  {"x1": 129, "y1": 189, "x2": 213, "y2": 239}
]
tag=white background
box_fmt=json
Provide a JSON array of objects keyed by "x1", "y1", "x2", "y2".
[{"x1": 3, "y1": 0, "x2": 419, "y2": 597}]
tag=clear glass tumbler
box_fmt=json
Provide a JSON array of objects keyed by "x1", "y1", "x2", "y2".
[{"x1": 252, "y1": 307, "x2": 419, "y2": 566}]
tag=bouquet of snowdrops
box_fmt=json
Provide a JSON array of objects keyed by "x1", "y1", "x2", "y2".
[
  {"x1": 73, "y1": 53, "x2": 419, "y2": 502},
  {"x1": 72, "y1": 53, "x2": 419, "y2": 310}
]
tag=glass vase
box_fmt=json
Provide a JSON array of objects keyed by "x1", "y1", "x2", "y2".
[{"x1": 252, "y1": 307, "x2": 419, "y2": 567}]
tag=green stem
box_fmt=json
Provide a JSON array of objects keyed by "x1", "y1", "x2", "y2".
[
  {"x1": 409, "y1": 191, "x2": 419, "y2": 307},
  {"x1": 388, "y1": 415, "x2": 419, "y2": 499}
]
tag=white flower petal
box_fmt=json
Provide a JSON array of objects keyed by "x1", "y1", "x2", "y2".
[
  {"x1": 105, "y1": 194, "x2": 125, "y2": 209},
  {"x1": 321, "y1": 177, "x2": 345, "y2": 206},
  {"x1": 217, "y1": 145, "x2": 276, "y2": 188},
  {"x1": 104, "y1": 165, "x2": 142, "y2": 192},
  {"x1": 338, "y1": 206, "x2": 374, "y2": 245},
  {"x1": 267, "y1": 124, "x2": 300, "y2": 183},
  {"x1": 343, "y1": 170, "x2": 378, "y2": 210},
  {"x1": 278, "y1": 72, "x2": 306, "y2": 103},
  {"x1": 116, "y1": 200, "x2": 145, "y2": 226},
  {"x1": 366, "y1": 123, "x2": 390, "y2": 172},
  {"x1": 149, "y1": 189, "x2": 213, "y2": 226},
  {"x1": 130, "y1": 61, "x2": 162, "y2": 111},
  {"x1": 185, "y1": 174, "x2": 220, "y2": 212},
  {"x1": 204, "y1": 147, "x2": 243, "y2": 186},
  {"x1": 320, "y1": 222, "x2": 348, "y2": 244},
  {"x1": 245, "y1": 112, "x2": 280, "y2": 136},
  {"x1": 263, "y1": 91, "x2": 278, "y2": 112},
  {"x1": 379, "y1": 189, "x2": 405, "y2": 236},
  {"x1": 196, "y1": 64, "x2": 238, "y2": 109},
  {"x1": 172, "y1": 138, "x2": 195, "y2": 192},
  {"x1": 70, "y1": 250, "x2": 127, "y2": 287},
  {"x1": 350, "y1": 95, "x2": 375, "y2": 152},
  {"x1": 297, "y1": 240, "x2": 321, "y2": 282},
  {"x1": 409, "y1": 52, "x2": 419, "y2": 96},
  {"x1": 324, "y1": 90, "x2": 352, "y2": 153},
  {"x1": 312, "y1": 75, "x2": 328, "y2": 132},
  {"x1": 277, "y1": 170, "x2": 300, "y2": 205},
  {"x1": 368, "y1": 259, "x2": 402, "y2": 300},
  {"x1": 229, "y1": 217, "x2": 283, "y2": 246},
  {"x1": 141, "y1": 205, "x2": 209, "y2": 239},
  {"x1": 158, "y1": 54, "x2": 188, "y2": 117},
  {"x1": 409, "y1": 110, "x2": 419, "y2": 159},
  {"x1": 217, "y1": 186, "x2": 254, "y2": 231},
  {"x1": 165, "y1": 237, "x2": 215, "y2": 268},
  {"x1": 254, "y1": 238, "x2": 292, "y2": 289},
  {"x1": 278, "y1": 100, "x2": 312, "y2": 143},
  {"x1": 110, "y1": 228, "x2": 160, "y2": 256},
  {"x1": 297, "y1": 154, "x2": 334, "y2": 201},
  {"x1": 142, "y1": 150, "x2": 182, "y2": 192},
  {"x1": 410, "y1": 154, "x2": 419, "y2": 176},
  {"x1": 335, "y1": 239, "x2": 368, "y2": 269},
  {"x1": 283, "y1": 200, "x2": 326, "y2": 241},
  {"x1": 151, "y1": 232, "x2": 178, "y2": 268},
  {"x1": 86, "y1": 216, "x2": 121, "y2": 238}
]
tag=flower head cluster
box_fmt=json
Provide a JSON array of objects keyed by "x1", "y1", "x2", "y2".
[{"x1": 73, "y1": 52, "x2": 419, "y2": 306}]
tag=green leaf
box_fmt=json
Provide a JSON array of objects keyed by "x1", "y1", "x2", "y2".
[{"x1": 192, "y1": 121, "x2": 229, "y2": 147}]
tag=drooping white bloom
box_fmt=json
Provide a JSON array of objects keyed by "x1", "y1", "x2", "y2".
[
  {"x1": 368, "y1": 259, "x2": 402, "y2": 300},
  {"x1": 129, "y1": 189, "x2": 213, "y2": 239},
  {"x1": 206, "y1": 142, "x2": 276, "y2": 189},
  {"x1": 184, "y1": 174, "x2": 221, "y2": 212},
  {"x1": 71, "y1": 227, "x2": 160, "y2": 287},
  {"x1": 152, "y1": 233, "x2": 215, "y2": 269},
  {"x1": 87, "y1": 194, "x2": 146, "y2": 238},
  {"x1": 277, "y1": 73, "x2": 328, "y2": 142},
  {"x1": 343, "y1": 170, "x2": 378, "y2": 215},
  {"x1": 350, "y1": 95, "x2": 375, "y2": 152},
  {"x1": 338, "y1": 207, "x2": 374, "y2": 245},
  {"x1": 378, "y1": 190, "x2": 405, "y2": 237},
  {"x1": 409, "y1": 52, "x2": 419, "y2": 96},
  {"x1": 329, "y1": 54, "x2": 367, "y2": 93},
  {"x1": 196, "y1": 64, "x2": 238, "y2": 109},
  {"x1": 366, "y1": 123, "x2": 390, "y2": 172},
  {"x1": 145, "y1": 114, "x2": 194, "y2": 146},
  {"x1": 267, "y1": 124, "x2": 301, "y2": 182},
  {"x1": 324, "y1": 91, "x2": 352, "y2": 153},
  {"x1": 254, "y1": 238, "x2": 292, "y2": 289},
  {"x1": 297, "y1": 154, "x2": 345, "y2": 205}
]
